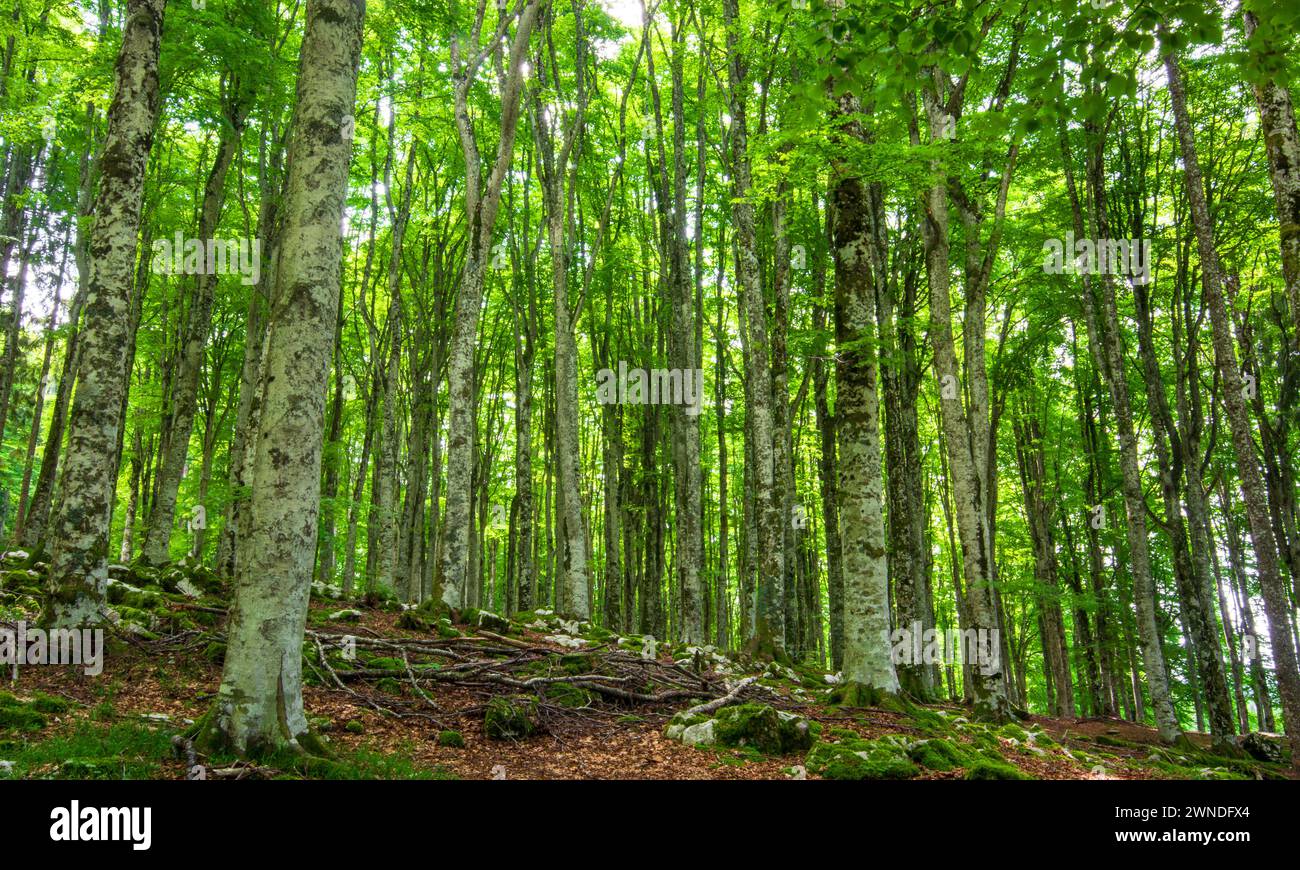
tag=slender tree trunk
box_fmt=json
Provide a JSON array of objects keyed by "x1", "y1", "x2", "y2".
[
  {"x1": 438, "y1": 0, "x2": 540, "y2": 608},
  {"x1": 723, "y1": 0, "x2": 783, "y2": 658},
  {"x1": 1165, "y1": 46, "x2": 1300, "y2": 761},
  {"x1": 142, "y1": 92, "x2": 248, "y2": 564}
]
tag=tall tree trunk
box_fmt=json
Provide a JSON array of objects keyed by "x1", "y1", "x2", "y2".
[
  {"x1": 723, "y1": 0, "x2": 783, "y2": 658},
  {"x1": 141, "y1": 89, "x2": 248, "y2": 564},
  {"x1": 919, "y1": 82, "x2": 1010, "y2": 722},
  {"x1": 831, "y1": 97, "x2": 900, "y2": 702},
  {"x1": 1165, "y1": 45, "x2": 1300, "y2": 762},
  {"x1": 43, "y1": 0, "x2": 166, "y2": 627},
  {"x1": 438, "y1": 0, "x2": 540, "y2": 608},
  {"x1": 199, "y1": 0, "x2": 364, "y2": 756}
]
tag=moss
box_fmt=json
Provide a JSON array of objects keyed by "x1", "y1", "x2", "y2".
[
  {"x1": 805, "y1": 739, "x2": 919, "y2": 780},
  {"x1": 906, "y1": 708, "x2": 951, "y2": 736},
  {"x1": 998, "y1": 723, "x2": 1029, "y2": 742},
  {"x1": 543, "y1": 682, "x2": 594, "y2": 708},
  {"x1": 376, "y1": 677, "x2": 403, "y2": 694},
  {"x1": 907, "y1": 737, "x2": 969, "y2": 771},
  {"x1": 437, "y1": 730, "x2": 465, "y2": 748},
  {"x1": 712, "y1": 704, "x2": 813, "y2": 755},
  {"x1": 1026, "y1": 728, "x2": 1057, "y2": 748},
  {"x1": 284, "y1": 748, "x2": 456, "y2": 780},
  {"x1": 368, "y1": 657, "x2": 405, "y2": 671},
  {"x1": 473, "y1": 610, "x2": 511, "y2": 633},
  {"x1": 484, "y1": 696, "x2": 537, "y2": 740},
  {"x1": 0, "y1": 705, "x2": 46, "y2": 732},
  {"x1": 28, "y1": 693, "x2": 70, "y2": 715},
  {"x1": 1093, "y1": 734, "x2": 1133, "y2": 749},
  {"x1": 583, "y1": 625, "x2": 616, "y2": 643},
  {"x1": 558, "y1": 653, "x2": 595, "y2": 674},
  {"x1": 397, "y1": 598, "x2": 447, "y2": 632},
  {"x1": 4, "y1": 720, "x2": 173, "y2": 779},
  {"x1": 203, "y1": 641, "x2": 226, "y2": 664},
  {"x1": 828, "y1": 681, "x2": 909, "y2": 712},
  {"x1": 965, "y1": 759, "x2": 1034, "y2": 780},
  {"x1": 344, "y1": 720, "x2": 365, "y2": 734}
]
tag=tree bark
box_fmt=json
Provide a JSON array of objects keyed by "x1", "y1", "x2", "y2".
[
  {"x1": 43, "y1": 0, "x2": 166, "y2": 627},
  {"x1": 200, "y1": 0, "x2": 364, "y2": 756}
]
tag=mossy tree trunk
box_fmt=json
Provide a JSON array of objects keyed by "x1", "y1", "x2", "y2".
[
  {"x1": 199, "y1": 0, "x2": 364, "y2": 757},
  {"x1": 43, "y1": 0, "x2": 166, "y2": 627}
]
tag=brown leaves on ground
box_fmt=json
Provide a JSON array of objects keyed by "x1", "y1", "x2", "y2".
[{"x1": 4, "y1": 602, "x2": 1260, "y2": 780}]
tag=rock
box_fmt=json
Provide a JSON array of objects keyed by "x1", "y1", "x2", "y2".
[
  {"x1": 1239, "y1": 731, "x2": 1288, "y2": 764},
  {"x1": 713, "y1": 703, "x2": 813, "y2": 755},
  {"x1": 475, "y1": 610, "x2": 510, "y2": 633},
  {"x1": 680, "y1": 719, "x2": 716, "y2": 747},
  {"x1": 805, "y1": 739, "x2": 919, "y2": 780},
  {"x1": 544, "y1": 634, "x2": 587, "y2": 649},
  {"x1": 397, "y1": 598, "x2": 446, "y2": 631},
  {"x1": 328, "y1": 609, "x2": 364, "y2": 623},
  {"x1": 663, "y1": 711, "x2": 709, "y2": 742}
]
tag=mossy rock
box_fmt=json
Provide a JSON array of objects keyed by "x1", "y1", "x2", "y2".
[
  {"x1": 544, "y1": 682, "x2": 594, "y2": 708},
  {"x1": 437, "y1": 730, "x2": 465, "y2": 748},
  {"x1": 663, "y1": 710, "x2": 712, "y2": 742},
  {"x1": 376, "y1": 677, "x2": 403, "y2": 694},
  {"x1": 344, "y1": 720, "x2": 365, "y2": 734},
  {"x1": 396, "y1": 610, "x2": 433, "y2": 631},
  {"x1": 906, "y1": 708, "x2": 951, "y2": 736},
  {"x1": 396, "y1": 598, "x2": 447, "y2": 632},
  {"x1": 965, "y1": 759, "x2": 1034, "y2": 780},
  {"x1": 713, "y1": 704, "x2": 813, "y2": 755},
  {"x1": 1026, "y1": 728, "x2": 1057, "y2": 748},
  {"x1": 308, "y1": 716, "x2": 335, "y2": 733},
  {"x1": 583, "y1": 625, "x2": 616, "y2": 643},
  {"x1": 484, "y1": 696, "x2": 537, "y2": 740},
  {"x1": 806, "y1": 739, "x2": 920, "y2": 780},
  {"x1": 907, "y1": 737, "x2": 970, "y2": 771},
  {"x1": 1239, "y1": 732, "x2": 1288, "y2": 764},
  {"x1": 998, "y1": 723, "x2": 1029, "y2": 742},
  {"x1": 2, "y1": 569, "x2": 42, "y2": 593},
  {"x1": 473, "y1": 610, "x2": 511, "y2": 633}
]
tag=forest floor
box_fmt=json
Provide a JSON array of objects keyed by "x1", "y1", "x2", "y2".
[{"x1": 0, "y1": 558, "x2": 1293, "y2": 780}]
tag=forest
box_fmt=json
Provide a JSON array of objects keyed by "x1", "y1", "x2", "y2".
[{"x1": 0, "y1": 0, "x2": 1297, "y2": 784}]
